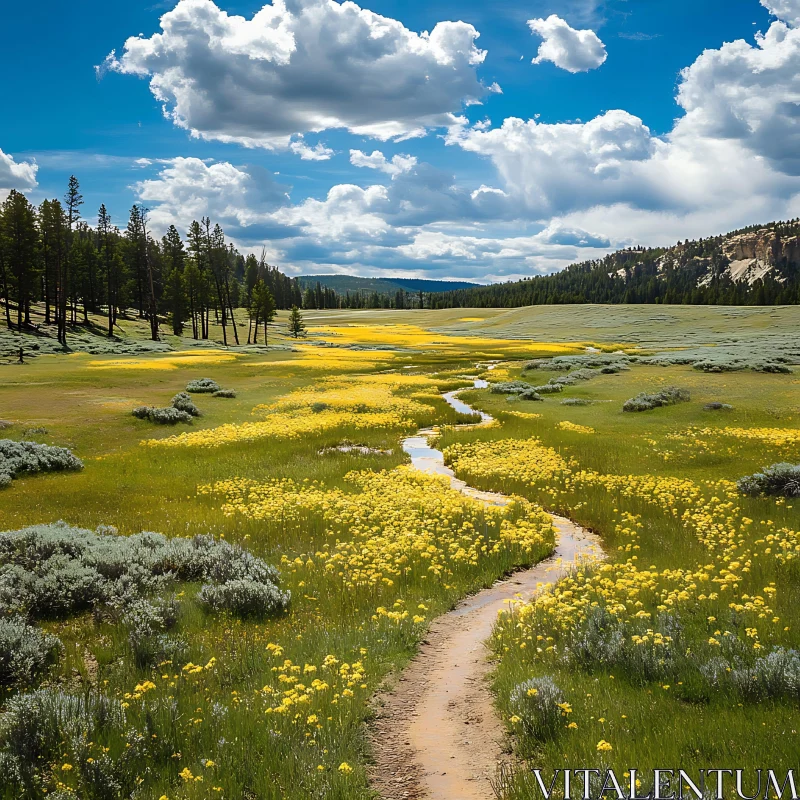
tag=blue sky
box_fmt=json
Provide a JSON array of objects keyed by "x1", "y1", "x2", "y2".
[{"x1": 1, "y1": 0, "x2": 797, "y2": 281}]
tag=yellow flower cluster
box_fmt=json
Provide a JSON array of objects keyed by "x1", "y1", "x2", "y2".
[
  {"x1": 202, "y1": 466, "x2": 556, "y2": 589},
  {"x1": 557, "y1": 420, "x2": 595, "y2": 434},
  {"x1": 261, "y1": 651, "x2": 368, "y2": 720},
  {"x1": 144, "y1": 373, "x2": 446, "y2": 449},
  {"x1": 444, "y1": 436, "x2": 796, "y2": 665},
  {"x1": 87, "y1": 350, "x2": 240, "y2": 371},
  {"x1": 199, "y1": 467, "x2": 553, "y2": 587},
  {"x1": 718, "y1": 425, "x2": 800, "y2": 448}
]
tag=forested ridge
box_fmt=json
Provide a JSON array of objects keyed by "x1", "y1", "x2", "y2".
[{"x1": 428, "y1": 220, "x2": 800, "y2": 308}]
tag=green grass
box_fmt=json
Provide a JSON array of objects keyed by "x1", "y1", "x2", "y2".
[{"x1": 1, "y1": 308, "x2": 799, "y2": 800}]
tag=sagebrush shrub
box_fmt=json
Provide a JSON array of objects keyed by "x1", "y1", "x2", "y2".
[
  {"x1": 170, "y1": 392, "x2": 201, "y2": 416},
  {"x1": 0, "y1": 522, "x2": 289, "y2": 620},
  {"x1": 561, "y1": 398, "x2": 592, "y2": 406},
  {"x1": 491, "y1": 381, "x2": 537, "y2": 395},
  {"x1": 197, "y1": 578, "x2": 290, "y2": 618},
  {"x1": 704, "y1": 402, "x2": 733, "y2": 411},
  {"x1": 131, "y1": 406, "x2": 192, "y2": 425},
  {"x1": 186, "y1": 377, "x2": 220, "y2": 393},
  {"x1": 698, "y1": 647, "x2": 800, "y2": 700},
  {"x1": 509, "y1": 676, "x2": 565, "y2": 740},
  {"x1": 212, "y1": 389, "x2": 237, "y2": 398},
  {"x1": 623, "y1": 387, "x2": 690, "y2": 412},
  {"x1": 0, "y1": 616, "x2": 61, "y2": 686},
  {"x1": 565, "y1": 606, "x2": 626, "y2": 670},
  {"x1": 0, "y1": 689, "x2": 134, "y2": 795},
  {"x1": 0, "y1": 439, "x2": 83, "y2": 489},
  {"x1": 530, "y1": 384, "x2": 562, "y2": 394},
  {"x1": 737, "y1": 463, "x2": 800, "y2": 497}
]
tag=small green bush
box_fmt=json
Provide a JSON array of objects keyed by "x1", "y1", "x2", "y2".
[
  {"x1": 704, "y1": 402, "x2": 733, "y2": 411},
  {"x1": 212, "y1": 388, "x2": 237, "y2": 398},
  {"x1": 509, "y1": 676, "x2": 564, "y2": 741},
  {"x1": 561, "y1": 398, "x2": 592, "y2": 406},
  {"x1": 186, "y1": 377, "x2": 220, "y2": 393},
  {"x1": 623, "y1": 387, "x2": 690, "y2": 413},
  {"x1": 0, "y1": 439, "x2": 83, "y2": 489},
  {"x1": 737, "y1": 463, "x2": 800, "y2": 497}
]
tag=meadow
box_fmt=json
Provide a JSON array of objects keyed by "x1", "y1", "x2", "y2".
[{"x1": 1, "y1": 305, "x2": 799, "y2": 800}]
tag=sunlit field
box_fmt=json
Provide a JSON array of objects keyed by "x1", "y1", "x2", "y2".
[{"x1": 1, "y1": 305, "x2": 799, "y2": 800}]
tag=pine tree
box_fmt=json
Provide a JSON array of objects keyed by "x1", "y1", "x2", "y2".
[
  {"x1": 288, "y1": 305, "x2": 305, "y2": 339},
  {"x1": 97, "y1": 204, "x2": 117, "y2": 337},
  {"x1": 61, "y1": 176, "x2": 84, "y2": 345},
  {"x1": 0, "y1": 191, "x2": 38, "y2": 330},
  {"x1": 249, "y1": 280, "x2": 276, "y2": 344},
  {"x1": 162, "y1": 225, "x2": 186, "y2": 335}
]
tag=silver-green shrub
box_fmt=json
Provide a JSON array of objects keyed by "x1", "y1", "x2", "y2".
[
  {"x1": 491, "y1": 381, "x2": 536, "y2": 395},
  {"x1": 186, "y1": 377, "x2": 220, "y2": 393},
  {"x1": 561, "y1": 398, "x2": 592, "y2": 406},
  {"x1": 509, "y1": 676, "x2": 565, "y2": 740},
  {"x1": 698, "y1": 647, "x2": 800, "y2": 700},
  {"x1": 623, "y1": 387, "x2": 690, "y2": 412},
  {"x1": 170, "y1": 391, "x2": 201, "y2": 416},
  {"x1": 131, "y1": 406, "x2": 192, "y2": 424},
  {"x1": 0, "y1": 440, "x2": 83, "y2": 489},
  {"x1": 737, "y1": 463, "x2": 800, "y2": 497},
  {"x1": 0, "y1": 616, "x2": 61, "y2": 686},
  {"x1": 197, "y1": 578, "x2": 290, "y2": 618},
  {"x1": 0, "y1": 689, "x2": 135, "y2": 796},
  {"x1": 0, "y1": 522, "x2": 289, "y2": 621},
  {"x1": 530, "y1": 384, "x2": 563, "y2": 394},
  {"x1": 212, "y1": 388, "x2": 236, "y2": 398}
]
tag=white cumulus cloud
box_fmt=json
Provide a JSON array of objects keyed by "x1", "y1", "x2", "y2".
[
  {"x1": 106, "y1": 0, "x2": 489, "y2": 149},
  {"x1": 349, "y1": 149, "x2": 417, "y2": 177},
  {"x1": 761, "y1": 0, "x2": 800, "y2": 26},
  {"x1": 528, "y1": 15, "x2": 607, "y2": 73},
  {"x1": 133, "y1": 156, "x2": 291, "y2": 237},
  {"x1": 289, "y1": 137, "x2": 334, "y2": 161},
  {"x1": 676, "y1": 20, "x2": 800, "y2": 174},
  {"x1": 0, "y1": 149, "x2": 38, "y2": 197}
]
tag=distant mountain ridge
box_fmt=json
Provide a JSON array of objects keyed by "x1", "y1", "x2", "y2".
[{"x1": 297, "y1": 275, "x2": 481, "y2": 295}]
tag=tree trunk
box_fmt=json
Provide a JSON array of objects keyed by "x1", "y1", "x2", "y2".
[
  {"x1": 0, "y1": 253, "x2": 13, "y2": 330},
  {"x1": 224, "y1": 275, "x2": 240, "y2": 345}
]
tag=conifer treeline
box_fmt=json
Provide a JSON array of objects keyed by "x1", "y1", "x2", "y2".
[{"x1": 0, "y1": 176, "x2": 304, "y2": 343}]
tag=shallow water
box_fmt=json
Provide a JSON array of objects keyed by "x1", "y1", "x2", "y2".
[{"x1": 402, "y1": 378, "x2": 507, "y2": 505}]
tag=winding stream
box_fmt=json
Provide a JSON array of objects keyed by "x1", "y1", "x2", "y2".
[{"x1": 370, "y1": 375, "x2": 603, "y2": 800}]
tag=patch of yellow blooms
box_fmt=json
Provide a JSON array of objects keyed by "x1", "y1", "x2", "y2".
[
  {"x1": 201, "y1": 466, "x2": 556, "y2": 590},
  {"x1": 86, "y1": 350, "x2": 241, "y2": 370},
  {"x1": 556, "y1": 420, "x2": 595, "y2": 434},
  {"x1": 443, "y1": 436, "x2": 797, "y2": 663},
  {"x1": 143, "y1": 373, "x2": 450, "y2": 449}
]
